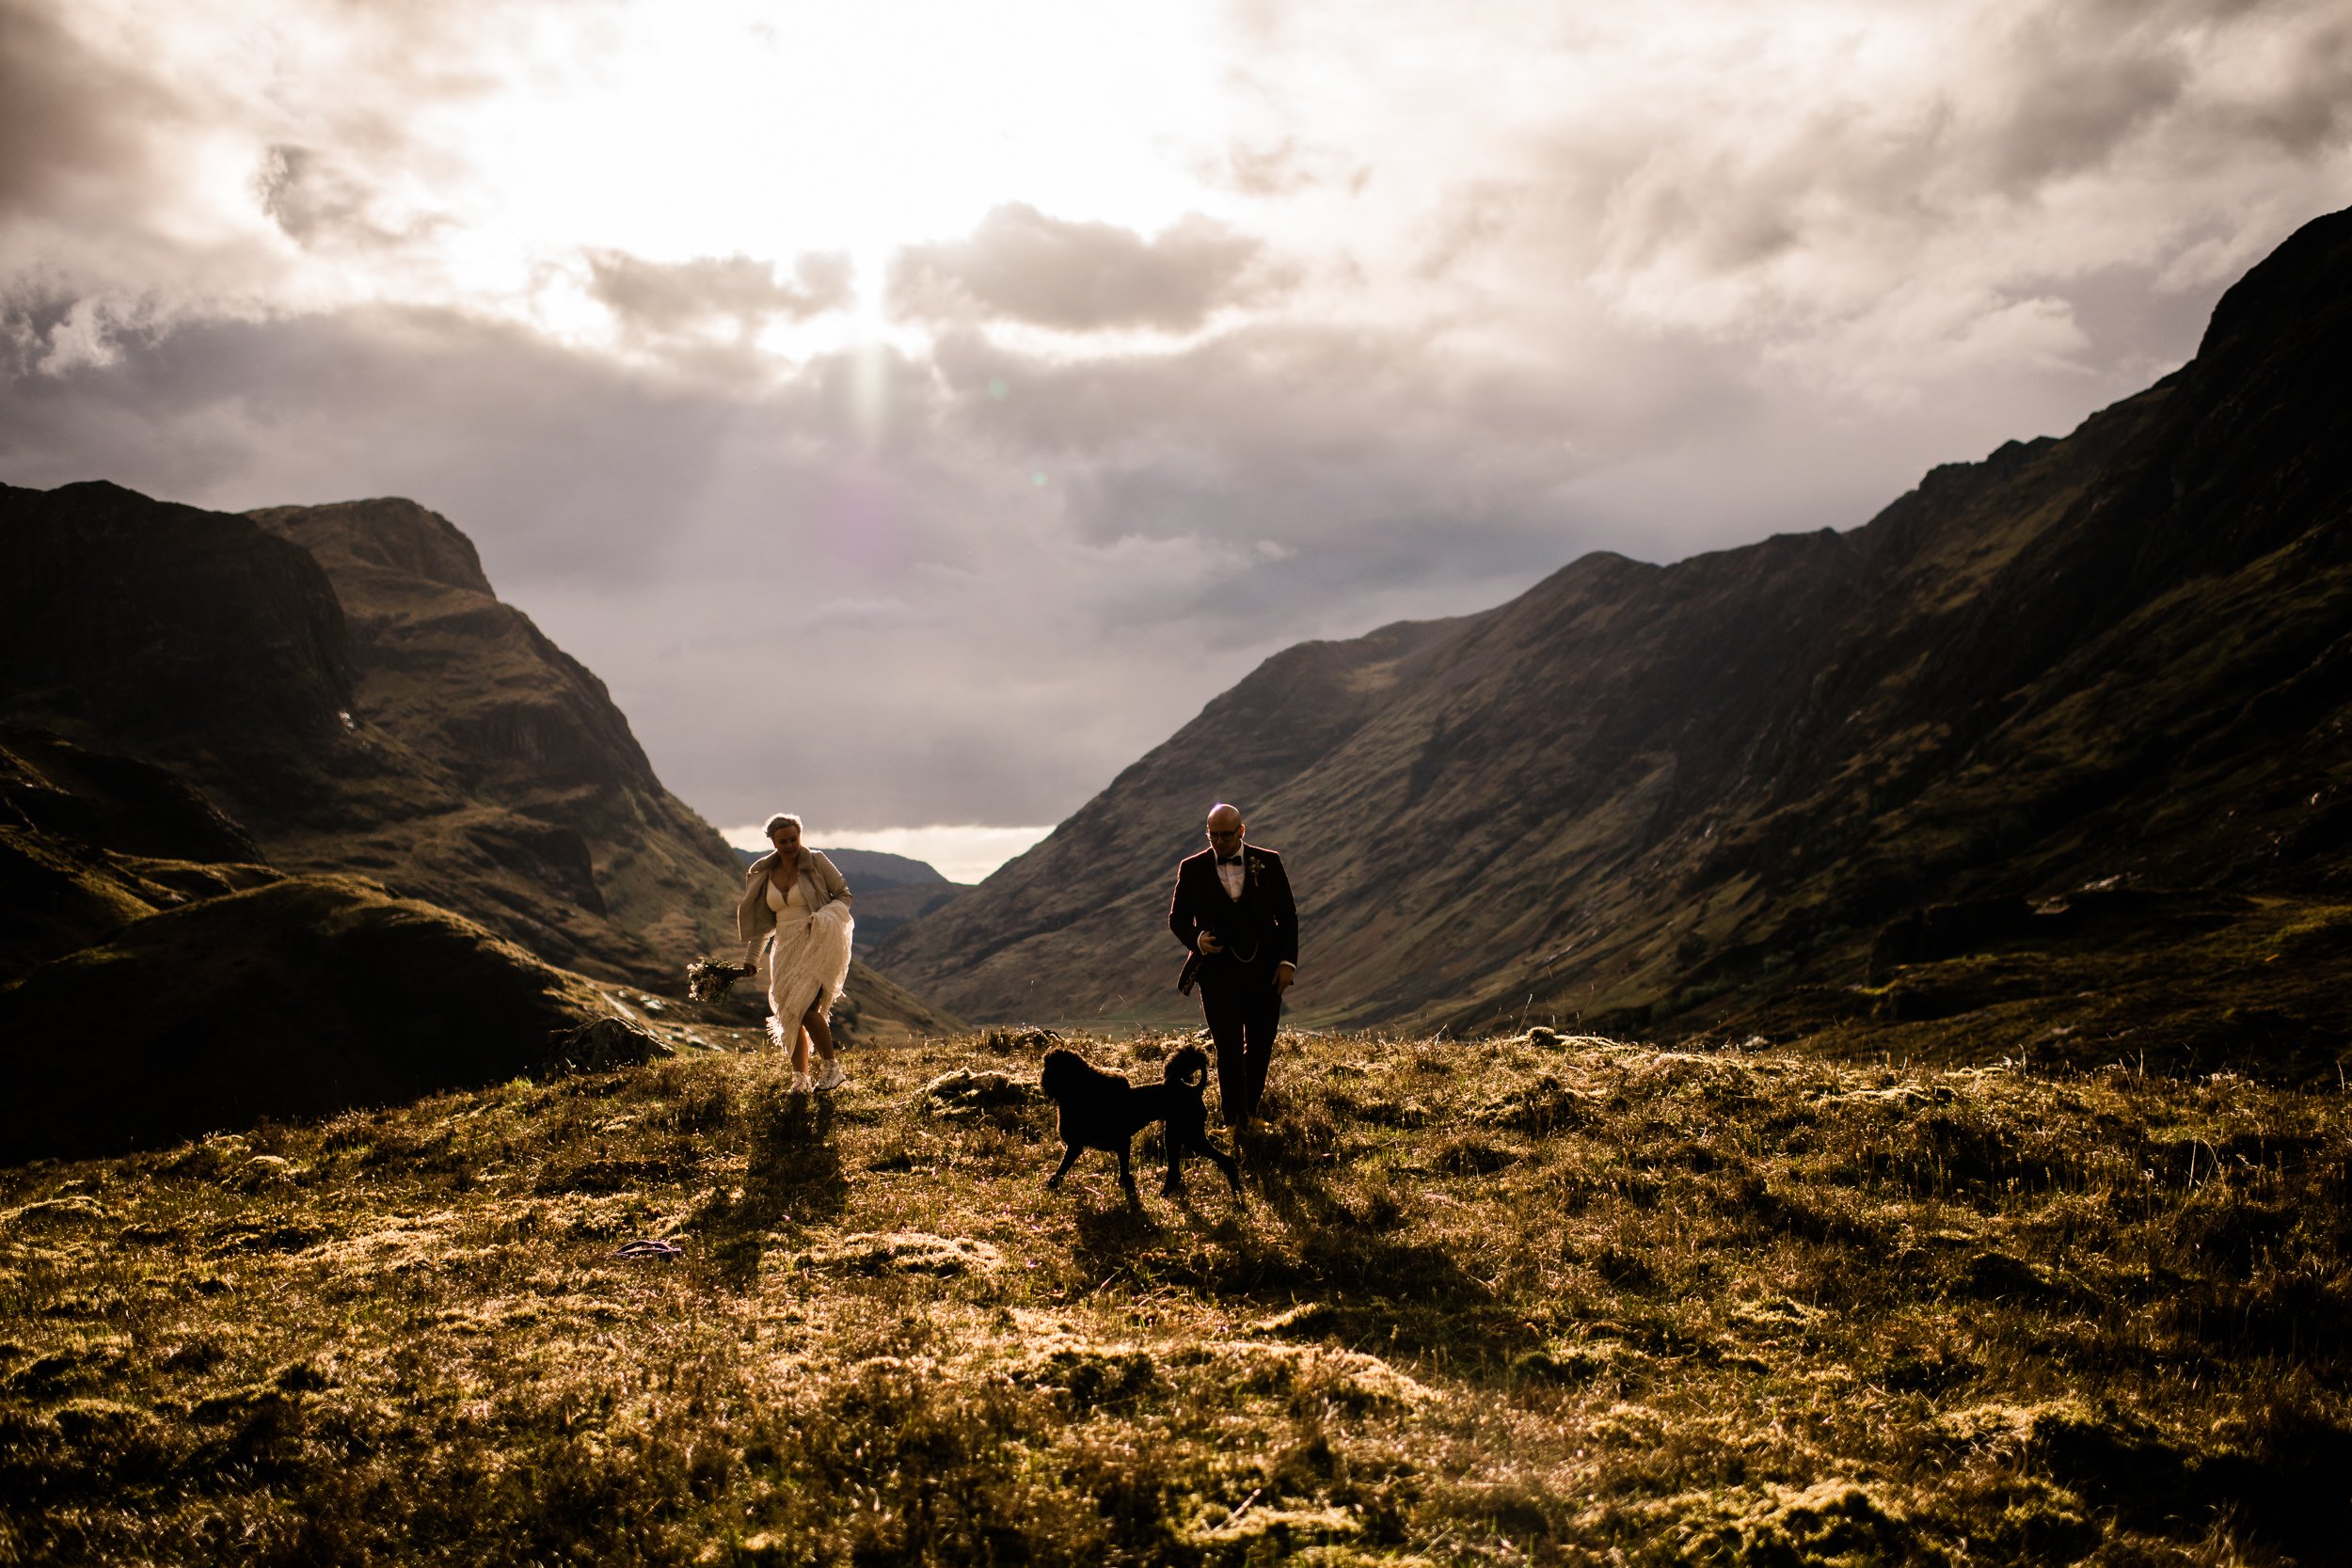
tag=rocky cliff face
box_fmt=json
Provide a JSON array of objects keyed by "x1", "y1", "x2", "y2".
[
  {"x1": 877, "y1": 205, "x2": 2352, "y2": 1071},
  {"x1": 246, "y1": 497, "x2": 745, "y2": 975}
]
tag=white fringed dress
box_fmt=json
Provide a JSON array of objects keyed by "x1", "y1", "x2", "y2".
[{"x1": 762, "y1": 877, "x2": 853, "y2": 1048}]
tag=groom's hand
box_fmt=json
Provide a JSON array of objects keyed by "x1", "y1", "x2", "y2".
[
  {"x1": 1196, "y1": 930, "x2": 1224, "y2": 955},
  {"x1": 1274, "y1": 962, "x2": 1295, "y2": 995}
]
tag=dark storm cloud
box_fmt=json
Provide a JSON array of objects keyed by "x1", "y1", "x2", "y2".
[
  {"x1": 888, "y1": 203, "x2": 1290, "y2": 331},
  {"x1": 928, "y1": 313, "x2": 1759, "y2": 560},
  {"x1": 584, "y1": 250, "x2": 854, "y2": 338},
  {"x1": 1957, "y1": 0, "x2": 2351, "y2": 188},
  {"x1": 1973, "y1": 7, "x2": 2192, "y2": 187}
]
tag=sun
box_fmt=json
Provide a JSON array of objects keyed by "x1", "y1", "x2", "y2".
[{"x1": 417, "y1": 0, "x2": 1232, "y2": 337}]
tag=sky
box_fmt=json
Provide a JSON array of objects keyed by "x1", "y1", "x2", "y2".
[{"x1": 3, "y1": 0, "x2": 2347, "y2": 881}]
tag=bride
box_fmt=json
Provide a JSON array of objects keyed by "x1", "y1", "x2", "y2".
[{"x1": 736, "y1": 813, "x2": 853, "y2": 1093}]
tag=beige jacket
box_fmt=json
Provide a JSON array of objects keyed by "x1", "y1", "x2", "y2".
[{"x1": 737, "y1": 848, "x2": 851, "y2": 963}]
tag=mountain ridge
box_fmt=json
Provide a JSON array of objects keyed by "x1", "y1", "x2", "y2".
[{"x1": 876, "y1": 203, "x2": 2352, "y2": 1072}]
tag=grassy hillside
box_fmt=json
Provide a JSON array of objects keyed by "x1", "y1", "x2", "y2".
[{"x1": 4, "y1": 1030, "x2": 2344, "y2": 1565}]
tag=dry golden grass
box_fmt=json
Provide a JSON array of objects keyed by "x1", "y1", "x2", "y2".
[{"x1": 2, "y1": 1027, "x2": 2346, "y2": 1565}]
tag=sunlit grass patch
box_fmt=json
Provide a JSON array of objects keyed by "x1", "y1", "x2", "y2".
[{"x1": 0, "y1": 1025, "x2": 2344, "y2": 1563}]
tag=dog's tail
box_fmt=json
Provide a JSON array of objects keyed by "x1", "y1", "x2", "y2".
[{"x1": 1163, "y1": 1045, "x2": 1209, "y2": 1087}]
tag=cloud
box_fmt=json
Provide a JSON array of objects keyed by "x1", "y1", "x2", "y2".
[
  {"x1": 888, "y1": 204, "x2": 1290, "y2": 332},
  {"x1": 1522, "y1": 0, "x2": 2352, "y2": 356},
  {"x1": 0, "y1": 296, "x2": 1593, "y2": 828},
  {"x1": 257, "y1": 145, "x2": 445, "y2": 252},
  {"x1": 584, "y1": 250, "x2": 854, "y2": 339},
  {"x1": 3, "y1": 0, "x2": 2349, "y2": 842},
  {"x1": 1204, "y1": 137, "x2": 1369, "y2": 198}
]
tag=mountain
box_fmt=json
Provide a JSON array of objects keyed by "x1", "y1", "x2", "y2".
[
  {"x1": 0, "y1": 724, "x2": 631, "y2": 1161},
  {"x1": 0, "y1": 482, "x2": 685, "y2": 980},
  {"x1": 246, "y1": 497, "x2": 741, "y2": 977},
  {"x1": 808, "y1": 849, "x2": 967, "y2": 953},
  {"x1": 0, "y1": 483, "x2": 952, "y2": 1030},
  {"x1": 876, "y1": 205, "x2": 2352, "y2": 1073},
  {"x1": 814, "y1": 847, "x2": 955, "y2": 886},
  {"x1": 868, "y1": 614, "x2": 1477, "y2": 1022}
]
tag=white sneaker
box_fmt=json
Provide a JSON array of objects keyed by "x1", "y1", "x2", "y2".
[
  {"x1": 790, "y1": 1069, "x2": 815, "y2": 1095},
  {"x1": 815, "y1": 1059, "x2": 847, "y2": 1093}
]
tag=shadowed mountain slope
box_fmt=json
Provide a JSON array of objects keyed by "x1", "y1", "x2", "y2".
[
  {"x1": 246, "y1": 497, "x2": 742, "y2": 975},
  {"x1": 0, "y1": 729, "x2": 280, "y2": 985},
  {"x1": 878, "y1": 205, "x2": 2352, "y2": 1066},
  {"x1": 0, "y1": 481, "x2": 688, "y2": 979}
]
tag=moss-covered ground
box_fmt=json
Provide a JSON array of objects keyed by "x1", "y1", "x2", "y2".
[{"x1": 2, "y1": 1027, "x2": 2346, "y2": 1565}]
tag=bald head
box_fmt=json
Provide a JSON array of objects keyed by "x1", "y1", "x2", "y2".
[{"x1": 1205, "y1": 802, "x2": 1245, "y2": 856}]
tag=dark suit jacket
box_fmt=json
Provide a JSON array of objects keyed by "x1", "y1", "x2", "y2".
[{"x1": 1168, "y1": 844, "x2": 1298, "y2": 979}]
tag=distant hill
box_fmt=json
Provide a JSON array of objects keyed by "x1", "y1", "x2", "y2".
[
  {"x1": 815, "y1": 847, "x2": 955, "y2": 886},
  {"x1": 732, "y1": 845, "x2": 969, "y2": 953},
  {"x1": 877, "y1": 204, "x2": 2352, "y2": 1075}
]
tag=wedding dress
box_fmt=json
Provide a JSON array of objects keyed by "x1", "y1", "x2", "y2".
[{"x1": 761, "y1": 875, "x2": 852, "y2": 1049}]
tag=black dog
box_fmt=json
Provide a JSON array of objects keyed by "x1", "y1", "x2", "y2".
[{"x1": 1039, "y1": 1045, "x2": 1242, "y2": 1197}]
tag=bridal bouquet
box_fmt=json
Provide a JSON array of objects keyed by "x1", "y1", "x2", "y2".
[{"x1": 685, "y1": 956, "x2": 751, "y2": 1003}]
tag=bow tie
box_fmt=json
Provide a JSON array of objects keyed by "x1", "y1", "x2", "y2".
[{"x1": 1216, "y1": 854, "x2": 1243, "y2": 865}]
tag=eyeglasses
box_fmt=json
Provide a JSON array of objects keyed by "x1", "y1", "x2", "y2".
[{"x1": 1205, "y1": 829, "x2": 1242, "y2": 841}]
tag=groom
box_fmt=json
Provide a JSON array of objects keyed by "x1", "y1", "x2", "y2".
[{"x1": 1168, "y1": 801, "x2": 1297, "y2": 1127}]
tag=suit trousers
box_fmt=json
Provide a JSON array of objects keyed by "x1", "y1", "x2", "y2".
[{"x1": 1198, "y1": 966, "x2": 1280, "y2": 1126}]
